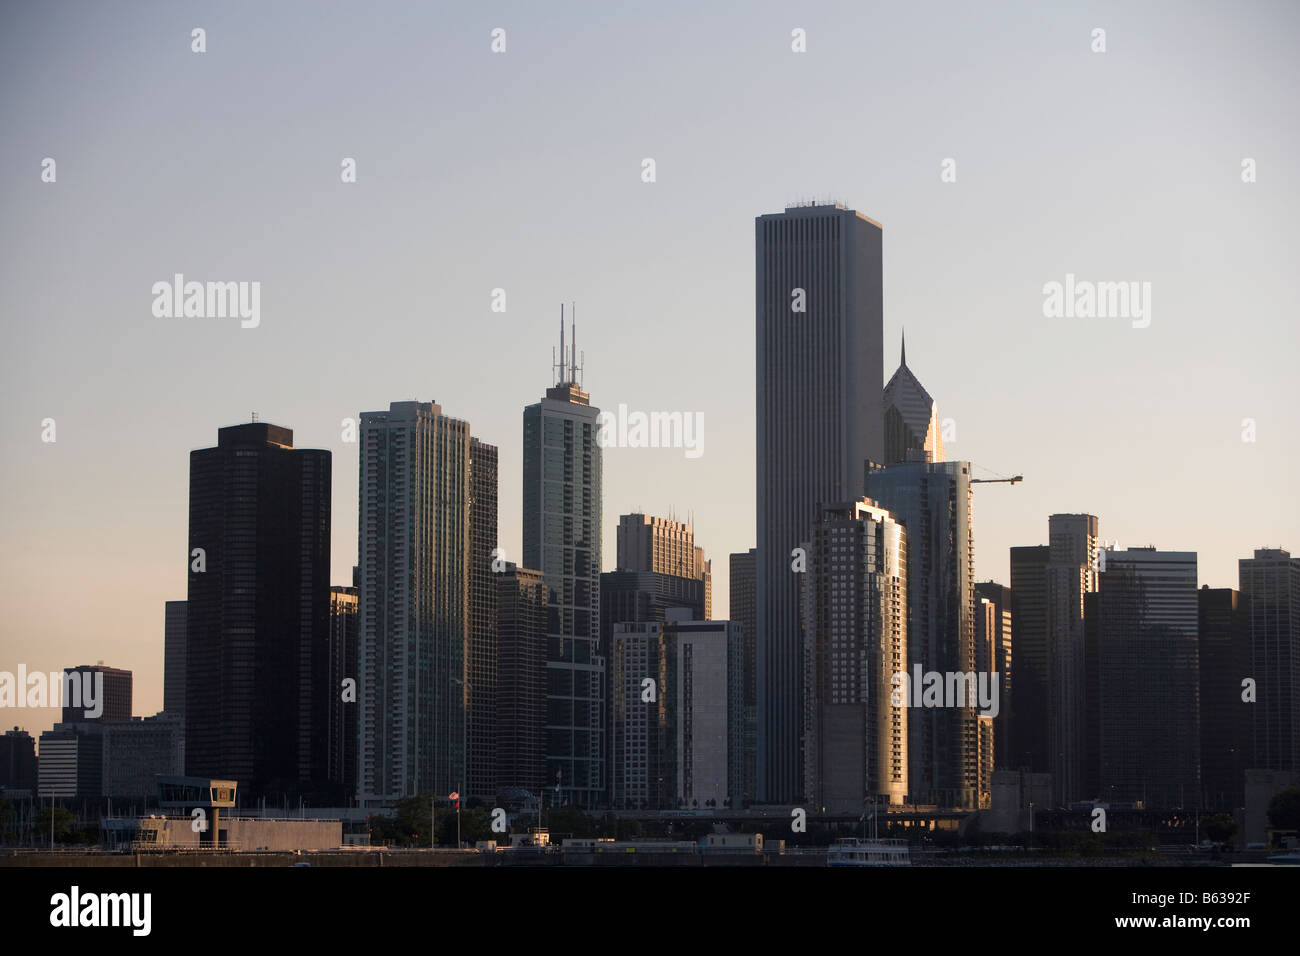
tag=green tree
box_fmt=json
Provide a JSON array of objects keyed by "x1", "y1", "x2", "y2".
[
  {"x1": 1202, "y1": 813, "x2": 1239, "y2": 845},
  {"x1": 32, "y1": 806, "x2": 77, "y2": 845}
]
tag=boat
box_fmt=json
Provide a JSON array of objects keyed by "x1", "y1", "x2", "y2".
[{"x1": 826, "y1": 837, "x2": 911, "y2": 867}]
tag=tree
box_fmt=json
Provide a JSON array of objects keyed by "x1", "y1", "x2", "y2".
[
  {"x1": 33, "y1": 806, "x2": 77, "y2": 845},
  {"x1": 1267, "y1": 788, "x2": 1300, "y2": 832},
  {"x1": 1202, "y1": 813, "x2": 1239, "y2": 845}
]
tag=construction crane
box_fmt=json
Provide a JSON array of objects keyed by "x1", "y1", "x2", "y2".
[{"x1": 971, "y1": 475, "x2": 1023, "y2": 485}]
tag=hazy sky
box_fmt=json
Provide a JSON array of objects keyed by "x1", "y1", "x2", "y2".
[{"x1": 2, "y1": 0, "x2": 1297, "y2": 735}]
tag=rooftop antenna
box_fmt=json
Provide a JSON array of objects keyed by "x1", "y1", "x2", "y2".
[
  {"x1": 251, "y1": 412, "x2": 258, "y2": 423},
  {"x1": 559, "y1": 305, "x2": 567, "y2": 384}
]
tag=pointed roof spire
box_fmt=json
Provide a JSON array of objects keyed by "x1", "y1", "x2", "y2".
[{"x1": 900, "y1": 328, "x2": 907, "y2": 368}]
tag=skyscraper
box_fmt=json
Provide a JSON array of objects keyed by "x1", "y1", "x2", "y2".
[
  {"x1": 328, "y1": 584, "x2": 359, "y2": 802},
  {"x1": 496, "y1": 562, "x2": 548, "y2": 795},
  {"x1": 610, "y1": 612, "x2": 744, "y2": 811},
  {"x1": 975, "y1": 582, "x2": 1013, "y2": 771},
  {"x1": 186, "y1": 422, "x2": 331, "y2": 800},
  {"x1": 801, "y1": 499, "x2": 908, "y2": 811},
  {"x1": 1198, "y1": 586, "x2": 1252, "y2": 809},
  {"x1": 523, "y1": 315, "x2": 603, "y2": 807},
  {"x1": 730, "y1": 548, "x2": 758, "y2": 806},
  {"x1": 356, "y1": 402, "x2": 489, "y2": 806},
  {"x1": 882, "y1": 333, "x2": 945, "y2": 465},
  {"x1": 1094, "y1": 547, "x2": 1199, "y2": 808},
  {"x1": 467, "y1": 439, "x2": 499, "y2": 802},
  {"x1": 1238, "y1": 548, "x2": 1300, "y2": 773},
  {"x1": 1009, "y1": 545, "x2": 1050, "y2": 772},
  {"x1": 1046, "y1": 513, "x2": 1098, "y2": 804},
  {"x1": 756, "y1": 202, "x2": 884, "y2": 803},
  {"x1": 163, "y1": 601, "x2": 186, "y2": 723},
  {"x1": 866, "y1": 460, "x2": 977, "y2": 808}
]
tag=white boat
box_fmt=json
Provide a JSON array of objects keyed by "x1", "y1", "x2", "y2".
[{"x1": 826, "y1": 837, "x2": 911, "y2": 867}]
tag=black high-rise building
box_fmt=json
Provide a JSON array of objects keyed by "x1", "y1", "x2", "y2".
[
  {"x1": 1009, "y1": 545, "x2": 1050, "y2": 773},
  {"x1": 185, "y1": 422, "x2": 331, "y2": 801},
  {"x1": 467, "y1": 439, "x2": 499, "y2": 802},
  {"x1": 1198, "y1": 586, "x2": 1252, "y2": 809},
  {"x1": 1239, "y1": 549, "x2": 1300, "y2": 773}
]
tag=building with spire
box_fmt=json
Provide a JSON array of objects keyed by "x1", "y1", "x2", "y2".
[
  {"x1": 883, "y1": 332, "x2": 945, "y2": 465},
  {"x1": 523, "y1": 307, "x2": 604, "y2": 808}
]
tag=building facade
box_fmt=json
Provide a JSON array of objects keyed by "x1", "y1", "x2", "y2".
[
  {"x1": 186, "y1": 422, "x2": 331, "y2": 801},
  {"x1": 801, "y1": 499, "x2": 908, "y2": 812},
  {"x1": 523, "y1": 321, "x2": 603, "y2": 807},
  {"x1": 756, "y1": 202, "x2": 884, "y2": 803},
  {"x1": 1238, "y1": 549, "x2": 1300, "y2": 773}
]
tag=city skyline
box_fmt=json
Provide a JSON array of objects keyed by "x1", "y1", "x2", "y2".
[{"x1": 2, "y1": 1, "x2": 1297, "y2": 740}]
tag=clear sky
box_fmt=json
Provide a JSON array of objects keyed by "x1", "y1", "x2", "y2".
[{"x1": 2, "y1": 0, "x2": 1297, "y2": 736}]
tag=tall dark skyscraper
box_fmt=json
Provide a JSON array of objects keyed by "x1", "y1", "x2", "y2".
[
  {"x1": 163, "y1": 601, "x2": 186, "y2": 723},
  {"x1": 523, "y1": 315, "x2": 603, "y2": 807},
  {"x1": 186, "y1": 422, "x2": 331, "y2": 800},
  {"x1": 1198, "y1": 586, "x2": 1252, "y2": 809},
  {"x1": 756, "y1": 202, "x2": 884, "y2": 803},
  {"x1": 327, "y1": 585, "x2": 359, "y2": 802},
  {"x1": 1009, "y1": 545, "x2": 1050, "y2": 772},
  {"x1": 866, "y1": 460, "x2": 977, "y2": 808},
  {"x1": 1239, "y1": 548, "x2": 1300, "y2": 773},
  {"x1": 1046, "y1": 514, "x2": 1098, "y2": 805},
  {"x1": 1094, "y1": 547, "x2": 1199, "y2": 808},
  {"x1": 730, "y1": 548, "x2": 758, "y2": 806},
  {"x1": 467, "y1": 438, "x2": 499, "y2": 802}
]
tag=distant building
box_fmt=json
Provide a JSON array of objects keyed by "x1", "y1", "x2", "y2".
[
  {"x1": 163, "y1": 601, "x2": 186, "y2": 723},
  {"x1": 611, "y1": 613, "x2": 744, "y2": 811},
  {"x1": 1, "y1": 728, "x2": 37, "y2": 792},
  {"x1": 1238, "y1": 548, "x2": 1300, "y2": 772},
  {"x1": 61, "y1": 664, "x2": 132, "y2": 723},
  {"x1": 467, "y1": 440, "x2": 499, "y2": 803},
  {"x1": 1093, "y1": 547, "x2": 1200, "y2": 808},
  {"x1": 617, "y1": 513, "x2": 712, "y2": 617},
  {"x1": 729, "y1": 548, "x2": 758, "y2": 806},
  {"x1": 186, "y1": 421, "x2": 331, "y2": 802},
  {"x1": 1046, "y1": 514, "x2": 1099, "y2": 805},
  {"x1": 101, "y1": 713, "x2": 184, "y2": 800},
  {"x1": 327, "y1": 586, "x2": 359, "y2": 801},
  {"x1": 523, "y1": 316, "x2": 604, "y2": 807},
  {"x1": 1198, "y1": 586, "x2": 1252, "y2": 810},
  {"x1": 801, "y1": 499, "x2": 908, "y2": 812},
  {"x1": 882, "y1": 333, "x2": 945, "y2": 465},
  {"x1": 1009, "y1": 545, "x2": 1051, "y2": 773},
  {"x1": 866, "y1": 460, "x2": 977, "y2": 809},
  {"x1": 38, "y1": 725, "x2": 103, "y2": 799},
  {"x1": 756, "y1": 202, "x2": 884, "y2": 803},
  {"x1": 356, "y1": 402, "x2": 490, "y2": 805},
  {"x1": 496, "y1": 563, "x2": 548, "y2": 795},
  {"x1": 975, "y1": 582, "x2": 1013, "y2": 771}
]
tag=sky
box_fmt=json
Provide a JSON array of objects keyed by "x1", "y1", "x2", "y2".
[{"x1": 1, "y1": 0, "x2": 1297, "y2": 736}]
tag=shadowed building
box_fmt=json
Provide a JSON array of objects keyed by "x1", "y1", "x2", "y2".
[
  {"x1": 730, "y1": 548, "x2": 758, "y2": 806},
  {"x1": 975, "y1": 582, "x2": 1013, "y2": 771},
  {"x1": 523, "y1": 314, "x2": 604, "y2": 807},
  {"x1": 496, "y1": 563, "x2": 548, "y2": 795},
  {"x1": 756, "y1": 202, "x2": 884, "y2": 803},
  {"x1": 801, "y1": 499, "x2": 908, "y2": 812},
  {"x1": 1239, "y1": 549, "x2": 1300, "y2": 773},
  {"x1": 1198, "y1": 586, "x2": 1252, "y2": 810},
  {"x1": 185, "y1": 422, "x2": 331, "y2": 802},
  {"x1": 1094, "y1": 547, "x2": 1199, "y2": 809},
  {"x1": 1009, "y1": 546, "x2": 1050, "y2": 773}
]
